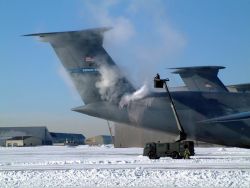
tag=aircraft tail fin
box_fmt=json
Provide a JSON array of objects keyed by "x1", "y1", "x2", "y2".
[
  {"x1": 171, "y1": 66, "x2": 228, "y2": 92},
  {"x1": 25, "y1": 28, "x2": 135, "y2": 104}
]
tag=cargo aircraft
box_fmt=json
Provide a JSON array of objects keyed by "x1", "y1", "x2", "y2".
[{"x1": 25, "y1": 28, "x2": 250, "y2": 148}]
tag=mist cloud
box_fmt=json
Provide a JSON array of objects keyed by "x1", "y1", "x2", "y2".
[
  {"x1": 80, "y1": 0, "x2": 186, "y2": 87},
  {"x1": 95, "y1": 64, "x2": 123, "y2": 102},
  {"x1": 57, "y1": 1, "x2": 186, "y2": 103}
]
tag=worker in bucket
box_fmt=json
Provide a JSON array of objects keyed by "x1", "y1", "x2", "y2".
[{"x1": 155, "y1": 73, "x2": 160, "y2": 80}]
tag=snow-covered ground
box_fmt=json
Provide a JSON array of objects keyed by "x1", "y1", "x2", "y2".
[{"x1": 0, "y1": 145, "x2": 250, "y2": 187}]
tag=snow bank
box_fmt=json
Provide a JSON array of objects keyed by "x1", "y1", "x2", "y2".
[
  {"x1": 1, "y1": 169, "x2": 250, "y2": 188},
  {"x1": 1, "y1": 146, "x2": 250, "y2": 187}
]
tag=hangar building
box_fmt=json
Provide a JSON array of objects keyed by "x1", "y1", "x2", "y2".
[
  {"x1": 0, "y1": 127, "x2": 53, "y2": 146},
  {"x1": 114, "y1": 123, "x2": 219, "y2": 148},
  {"x1": 6, "y1": 136, "x2": 42, "y2": 147},
  {"x1": 114, "y1": 123, "x2": 176, "y2": 148},
  {"x1": 85, "y1": 135, "x2": 113, "y2": 145},
  {"x1": 50, "y1": 132, "x2": 85, "y2": 145}
]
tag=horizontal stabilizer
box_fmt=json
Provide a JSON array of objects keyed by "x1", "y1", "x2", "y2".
[
  {"x1": 24, "y1": 27, "x2": 111, "y2": 39},
  {"x1": 72, "y1": 102, "x2": 129, "y2": 123},
  {"x1": 199, "y1": 111, "x2": 250, "y2": 123},
  {"x1": 227, "y1": 83, "x2": 250, "y2": 93},
  {"x1": 171, "y1": 66, "x2": 228, "y2": 92}
]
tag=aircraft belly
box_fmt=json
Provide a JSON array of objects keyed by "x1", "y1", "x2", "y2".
[
  {"x1": 126, "y1": 100, "x2": 178, "y2": 134},
  {"x1": 195, "y1": 119, "x2": 250, "y2": 148},
  {"x1": 73, "y1": 101, "x2": 250, "y2": 148}
]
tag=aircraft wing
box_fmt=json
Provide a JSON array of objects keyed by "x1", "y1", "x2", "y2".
[
  {"x1": 199, "y1": 111, "x2": 250, "y2": 123},
  {"x1": 171, "y1": 66, "x2": 228, "y2": 92}
]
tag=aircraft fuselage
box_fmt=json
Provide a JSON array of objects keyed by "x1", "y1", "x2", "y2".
[{"x1": 75, "y1": 91, "x2": 250, "y2": 148}]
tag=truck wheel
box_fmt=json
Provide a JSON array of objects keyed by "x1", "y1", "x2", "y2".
[
  {"x1": 148, "y1": 152, "x2": 159, "y2": 159},
  {"x1": 171, "y1": 151, "x2": 180, "y2": 159}
]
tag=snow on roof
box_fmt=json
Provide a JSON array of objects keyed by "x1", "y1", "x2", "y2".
[{"x1": 7, "y1": 136, "x2": 33, "y2": 140}]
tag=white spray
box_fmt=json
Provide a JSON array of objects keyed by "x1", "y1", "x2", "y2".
[
  {"x1": 95, "y1": 64, "x2": 123, "y2": 102},
  {"x1": 95, "y1": 63, "x2": 151, "y2": 106},
  {"x1": 119, "y1": 84, "x2": 150, "y2": 108}
]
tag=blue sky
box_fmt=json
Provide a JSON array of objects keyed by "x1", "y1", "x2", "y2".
[{"x1": 1, "y1": 0, "x2": 250, "y2": 137}]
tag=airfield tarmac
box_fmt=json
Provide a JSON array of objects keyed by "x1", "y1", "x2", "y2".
[{"x1": 0, "y1": 145, "x2": 250, "y2": 188}]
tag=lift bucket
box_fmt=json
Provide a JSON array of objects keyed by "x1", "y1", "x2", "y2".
[{"x1": 154, "y1": 79, "x2": 164, "y2": 88}]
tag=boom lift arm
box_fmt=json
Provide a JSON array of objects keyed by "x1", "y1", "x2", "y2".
[{"x1": 154, "y1": 78, "x2": 187, "y2": 142}]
